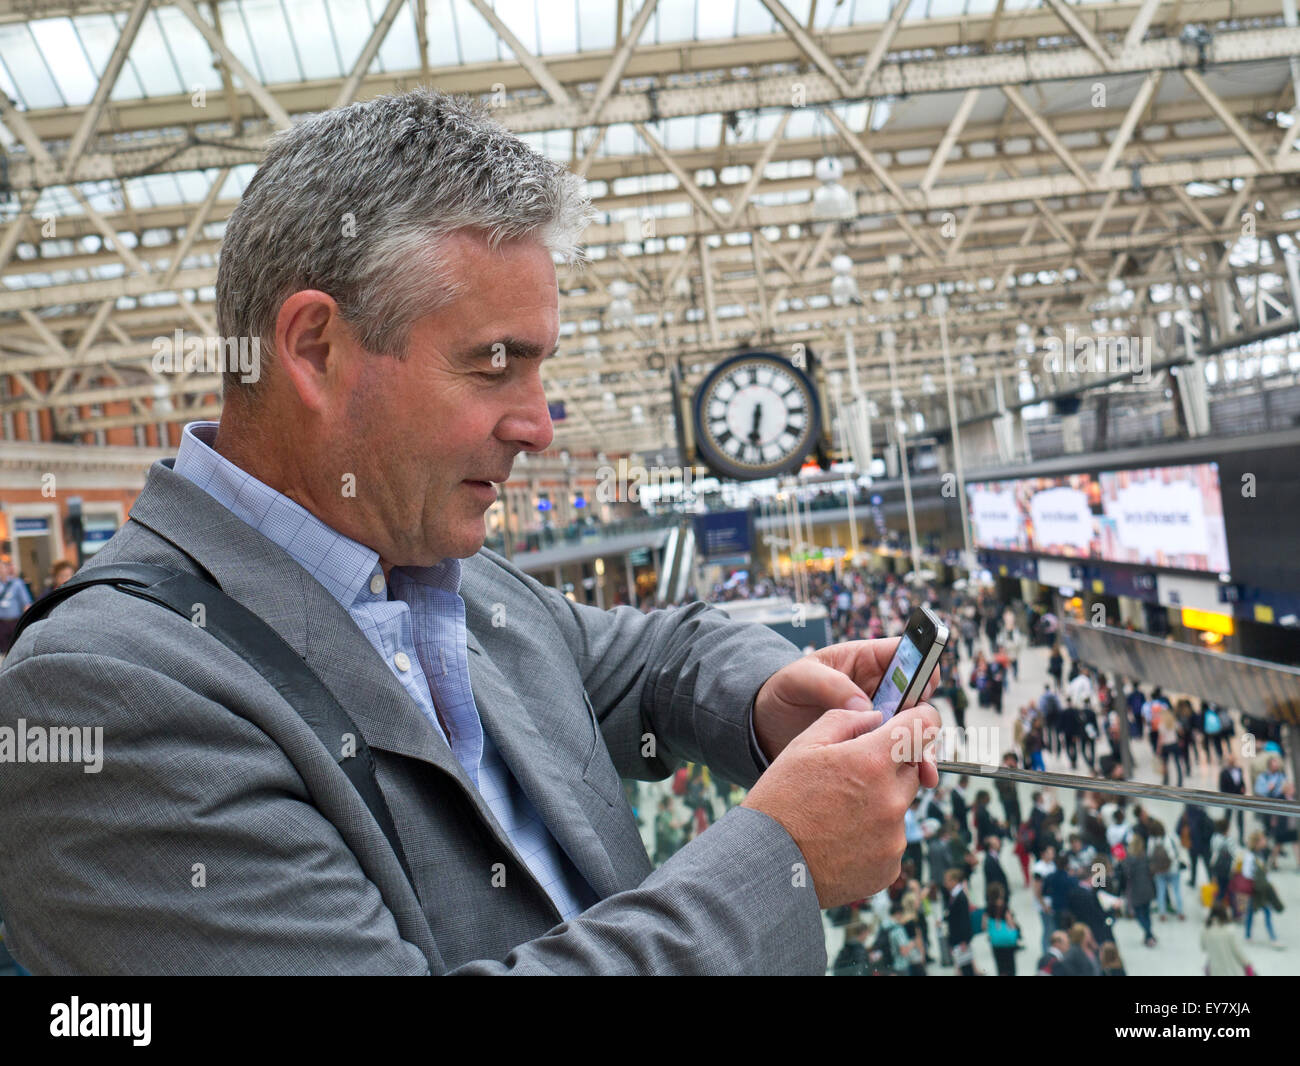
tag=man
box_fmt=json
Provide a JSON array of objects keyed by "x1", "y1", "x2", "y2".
[
  {"x1": 831, "y1": 921, "x2": 872, "y2": 977},
  {"x1": 995, "y1": 751, "x2": 1021, "y2": 833},
  {"x1": 1042, "y1": 854, "x2": 1077, "y2": 932},
  {"x1": 1054, "y1": 922, "x2": 1101, "y2": 976},
  {"x1": 0, "y1": 91, "x2": 942, "y2": 976},
  {"x1": 1036, "y1": 930, "x2": 1069, "y2": 975},
  {"x1": 942, "y1": 868, "x2": 975, "y2": 976},
  {"x1": 903, "y1": 796, "x2": 925, "y2": 877},
  {"x1": 1126, "y1": 681, "x2": 1146, "y2": 739},
  {"x1": 1060, "y1": 665, "x2": 1092, "y2": 707},
  {"x1": 982, "y1": 836, "x2": 1009, "y2": 896},
  {"x1": 0, "y1": 557, "x2": 32, "y2": 655},
  {"x1": 34, "y1": 559, "x2": 76, "y2": 604},
  {"x1": 1219, "y1": 752, "x2": 1247, "y2": 844},
  {"x1": 1038, "y1": 684, "x2": 1062, "y2": 756}
]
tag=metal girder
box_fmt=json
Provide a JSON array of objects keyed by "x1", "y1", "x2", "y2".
[
  {"x1": 5, "y1": 22, "x2": 1297, "y2": 194},
  {"x1": 172, "y1": 0, "x2": 292, "y2": 130},
  {"x1": 0, "y1": 2, "x2": 1295, "y2": 448},
  {"x1": 1041, "y1": 0, "x2": 1118, "y2": 72},
  {"x1": 759, "y1": 0, "x2": 854, "y2": 97},
  {"x1": 1000, "y1": 82, "x2": 1097, "y2": 191},
  {"x1": 1181, "y1": 67, "x2": 1272, "y2": 172},
  {"x1": 334, "y1": 0, "x2": 408, "y2": 109}
]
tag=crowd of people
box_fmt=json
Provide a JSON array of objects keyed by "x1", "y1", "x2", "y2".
[{"x1": 634, "y1": 563, "x2": 1297, "y2": 975}]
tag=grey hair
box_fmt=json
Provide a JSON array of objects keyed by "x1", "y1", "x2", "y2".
[{"x1": 215, "y1": 88, "x2": 594, "y2": 402}]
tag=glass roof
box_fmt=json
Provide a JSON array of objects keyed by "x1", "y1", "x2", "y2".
[{"x1": 0, "y1": 0, "x2": 1132, "y2": 113}]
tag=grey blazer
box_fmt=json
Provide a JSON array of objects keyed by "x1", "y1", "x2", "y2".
[{"x1": 0, "y1": 458, "x2": 826, "y2": 975}]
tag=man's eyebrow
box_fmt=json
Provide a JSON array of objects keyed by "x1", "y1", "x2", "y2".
[{"x1": 458, "y1": 338, "x2": 559, "y2": 361}]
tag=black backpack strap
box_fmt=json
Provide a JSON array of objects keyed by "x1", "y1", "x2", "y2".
[{"x1": 14, "y1": 563, "x2": 419, "y2": 897}]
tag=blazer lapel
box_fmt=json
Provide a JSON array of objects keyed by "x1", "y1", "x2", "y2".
[
  {"x1": 465, "y1": 628, "x2": 621, "y2": 900},
  {"x1": 126, "y1": 460, "x2": 484, "y2": 804}
]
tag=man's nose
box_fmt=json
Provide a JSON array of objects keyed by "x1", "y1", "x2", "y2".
[{"x1": 500, "y1": 368, "x2": 554, "y2": 453}]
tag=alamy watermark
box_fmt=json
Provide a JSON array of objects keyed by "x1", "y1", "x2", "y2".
[
  {"x1": 595, "y1": 459, "x2": 709, "y2": 503},
  {"x1": 889, "y1": 721, "x2": 1001, "y2": 766},
  {"x1": 151, "y1": 328, "x2": 261, "y2": 384},
  {"x1": 0, "y1": 719, "x2": 103, "y2": 773},
  {"x1": 1041, "y1": 325, "x2": 1151, "y2": 383}
]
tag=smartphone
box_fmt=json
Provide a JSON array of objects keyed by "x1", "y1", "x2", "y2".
[{"x1": 869, "y1": 606, "x2": 949, "y2": 722}]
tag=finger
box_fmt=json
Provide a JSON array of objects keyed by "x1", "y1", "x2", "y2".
[
  {"x1": 815, "y1": 637, "x2": 900, "y2": 691},
  {"x1": 920, "y1": 664, "x2": 943, "y2": 703},
  {"x1": 796, "y1": 706, "x2": 883, "y2": 747},
  {"x1": 781, "y1": 657, "x2": 875, "y2": 713},
  {"x1": 891, "y1": 701, "x2": 943, "y2": 761}
]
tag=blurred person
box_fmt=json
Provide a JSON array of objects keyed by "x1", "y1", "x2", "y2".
[
  {"x1": 1255, "y1": 756, "x2": 1297, "y2": 869},
  {"x1": 1219, "y1": 753, "x2": 1247, "y2": 844},
  {"x1": 1176, "y1": 804, "x2": 1214, "y2": 888},
  {"x1": 1241, "y1": 832, "x2": 1283, "y2": 948},
  {"x1": 1126, "y1": 682, "x2": 1146, "y2": 741},
  {"x1": 1123, "y1": 835, "x2": 1158, "y2": 947},
  {"x1": 0, "y1": 558, "x2": 32, "y2": 656},
  {"x1": 950, "y1": 777, "x2": 972, "y2": 847},
  {"x1": 903, "y1": 796, "x2": 925, "y2": 877},
  {"x1": 831, "y1": 921, "x2": 872, "y2": 977},
  {"x1": 996, "y1": 751, "x2": 1022, "y2": 834},
  {"x1": 1099, "y1": 941, "x2": 1126, "y2": 976},
  {"x1": 1047, "y1": 643, "x2": 1064, "y2": 691},
  {"x1": 1037, "y1": 929, "x2": 1068, "y2": 975},
  {"x1": 1201, "y1": 902, "x2": 1253, "y2": 977},
  {"x1": 982, "y1": 836, "x2": 1010, "y2": 897},
  {"x1": 1201, "y1": 700, "x2": 1226, "y2": 765},
  {"x1": 899, "y1": 892, "x2": 928, "y2": 976},
  {"x1": 1147, "y1": 819, "x2": 1185, "y2": 922},
  {"x1": 1157, "y1": 704, "x2": 1183, "y2": 787},
  {"x1": 942, "y1": 868, "x2": 976, "y2": 977},
  {"x1": 984, "y1": 882, "x2": 1020, "y2": 976},
  {"x1": 35, "y1": 560, "x2": 77, "y2": 604},
  {"x1": 1209, "y1": 819, "x2": 1239, "y2": 919},
  {"x1": 972, "y1": 791, "x2": 1003, "y2": 845},
  {"x1": 1038, "y1": 684, "x2": 1062, "y2": 757},
  {"x1": 1054, "y1": 922, "x2": 1100, "y2": 976},
  {"x1": 1057, "y1": 696, "x2": 1081, "y2": 770}
]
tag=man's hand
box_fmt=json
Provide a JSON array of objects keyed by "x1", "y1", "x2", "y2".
[
  {"x1": 752, "y1": 637, "x2": 940, "y2": 761},
  {"x1": 741, "y1": 702, "x2": 943, "y2": 908}
]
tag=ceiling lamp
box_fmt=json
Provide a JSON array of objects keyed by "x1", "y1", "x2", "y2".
[
  {"x1": 606, "y1": 279, "x2": 635, "y2": 329},
  {"x1": 812, "y1": 156, "x2": 855, "y2": 222},
  {"x1": 830, "y1": 253, "x2": 860, "y2": 306}
]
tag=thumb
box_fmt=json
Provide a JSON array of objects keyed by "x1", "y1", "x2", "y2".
[
  {"x1": 798, "y1": 705, "x2": 883, "y2": 748},
  {"x1": 784, "y1": 658, "x2": 874, "y2": 715}
]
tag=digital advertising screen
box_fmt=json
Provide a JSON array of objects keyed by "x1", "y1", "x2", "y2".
[
  {"x1": 968, "y1": 462, "x2": 1231, "y2": 576},
  {"x1": 1097, "y1": 464, "x2": 1231, "y2": 573}
]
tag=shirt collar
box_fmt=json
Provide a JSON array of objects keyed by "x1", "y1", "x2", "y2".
[{"x1": 174, "y1": 420, "x2": 460, "y2": 608}]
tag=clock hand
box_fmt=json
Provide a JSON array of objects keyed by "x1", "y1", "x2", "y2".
[{"x1": 749, "y1": 402, "x2": 763, "y2": 444}]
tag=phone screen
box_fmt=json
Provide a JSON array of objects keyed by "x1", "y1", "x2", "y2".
[{"x1": 871, "y1": 634, "x2": 925, "y2": 723}]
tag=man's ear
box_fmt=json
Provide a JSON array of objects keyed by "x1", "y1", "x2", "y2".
[{"x1": 273, "y1": 290, "x2": 355, "y2": 414}]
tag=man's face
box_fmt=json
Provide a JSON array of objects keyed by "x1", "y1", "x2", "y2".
[{"x1": 333, "y1": 232, "x2": 557, "y2": 566}]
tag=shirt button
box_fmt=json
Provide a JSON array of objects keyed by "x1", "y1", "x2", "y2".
[
  {"x1": 394, "y1": 652, "x2": 411, "y2": 672},
  {"x1": 370, "y1": 574, "x2": 385, "y2": 595}
]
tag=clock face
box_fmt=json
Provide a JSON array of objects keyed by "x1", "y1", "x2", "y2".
[{"x1": 692, "y1": 352, "x2": 820, "y2": 480}]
